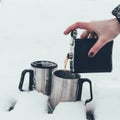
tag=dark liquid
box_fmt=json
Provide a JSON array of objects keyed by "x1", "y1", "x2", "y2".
[{"x1": 54, "y1": 70, "x2": 78, "y2": 79}]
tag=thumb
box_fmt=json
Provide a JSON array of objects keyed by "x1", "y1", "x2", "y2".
[{"x1": 88, "y1": 37, "x2": 107, "y2": 57}]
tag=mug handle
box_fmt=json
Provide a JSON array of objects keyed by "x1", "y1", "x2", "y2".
[
  {"x1": 18, "y1": 69, "x2": 34, "y2": 91},
  {"x1": 77, "y1": 78, "x2": 93, "y2": 105}
]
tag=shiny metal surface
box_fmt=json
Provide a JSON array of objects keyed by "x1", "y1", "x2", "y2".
[
  {"x1": 31, "y1": 61, "x2": 57, "y2": 95},
  {"x1": 33, "y1": 67, "x2": 56, "y2": 95},
  {"x1": 49, "y1": 70, "x2": 79, "y2": 109}
]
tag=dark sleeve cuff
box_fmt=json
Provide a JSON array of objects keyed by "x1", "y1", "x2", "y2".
[{"x1": 112, "y1": 4, "x2": 120, "y2": 23}]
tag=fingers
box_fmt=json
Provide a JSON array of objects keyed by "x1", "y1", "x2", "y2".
[
  {"x1": 80, "y1": 31, "x2": 98, "y2": 39},
  {"x1": 80, "y1": 30, "x2": 89, "y2": 38},
  {"x1": 88, "y1": 37, "x2": 107, "y2": 57},
  {"x1": 88, "y1": 32, "x2": 98, "y2": 39},
  {"x1": 64, "y1": 22, "x2": 90, "y2": 35}
]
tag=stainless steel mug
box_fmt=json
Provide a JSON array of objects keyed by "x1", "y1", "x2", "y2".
[
  {"x1": 49, "y1": 70, "x2": 93, "y2": 110},
  {"x1": 18, "y1": 61, "x2": 57, "y2": 95}
]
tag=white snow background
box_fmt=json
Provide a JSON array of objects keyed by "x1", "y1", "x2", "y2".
[{"x1": 0, "y1": 0, "x2": 120, "y2": 120}]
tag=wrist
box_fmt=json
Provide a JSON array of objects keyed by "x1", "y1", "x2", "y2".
[
  {"x1": 110, "y1": 18, "x2": 120, "y2": 36},
  {"x1": 114, "y1": 18, "x2": 120, "y2": 34}
]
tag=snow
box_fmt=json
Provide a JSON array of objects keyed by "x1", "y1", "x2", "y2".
[
  {"x1": 0, "y1": 0, "x2": 120, "y2": 120},
  {"x1": 51, "y1": 101, "x2": 86, "y2": 120}
]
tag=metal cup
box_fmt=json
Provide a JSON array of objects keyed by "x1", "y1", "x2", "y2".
[
  {"x1": 18, "y1": 61, "x2": 57, "y2": 95},
  {"x1": 49, "y1": 70, "x2": 93, "y2": 110}
]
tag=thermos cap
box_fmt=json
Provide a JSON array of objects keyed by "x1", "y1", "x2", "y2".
[{"x1": 31, "y1": 61, "x2": 57, "y2": 69}]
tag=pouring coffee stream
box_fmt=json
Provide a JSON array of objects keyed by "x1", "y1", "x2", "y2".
[{"x1": 64, "y1": 56, "x2": 68, "y2": 70}]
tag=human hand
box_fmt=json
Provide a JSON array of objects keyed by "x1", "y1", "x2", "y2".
[{"x1": 64, "y1": 18, "x2": 120, "y2": 57}]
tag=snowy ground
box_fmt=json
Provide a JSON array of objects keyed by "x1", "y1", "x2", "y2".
[{"x1": 0, "y1": 0, "x2": 120, "y2": 120}]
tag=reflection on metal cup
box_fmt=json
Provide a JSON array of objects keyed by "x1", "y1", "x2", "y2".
[
  {"x1": 49, "y1": 70, "x2": 79, "y2": 110},
  {"x1": 18, "y1": 61, "x2": 57, "y2": 95},
  {"x1": 49, "y1": 70, "x2": 93, "y2": 111}
]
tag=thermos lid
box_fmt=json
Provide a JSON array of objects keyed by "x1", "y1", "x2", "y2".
[{"x1": 31, "y1": 61, "x2": 57, "y2": 69}]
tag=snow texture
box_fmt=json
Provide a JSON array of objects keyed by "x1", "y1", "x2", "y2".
[{"x1": 0, "y1": 0, "x2": 120, "y2": 120}]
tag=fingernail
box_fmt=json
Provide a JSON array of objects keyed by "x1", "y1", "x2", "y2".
[{"x1": 89, "y1": 52, "x2": 94, "y2": 57}]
